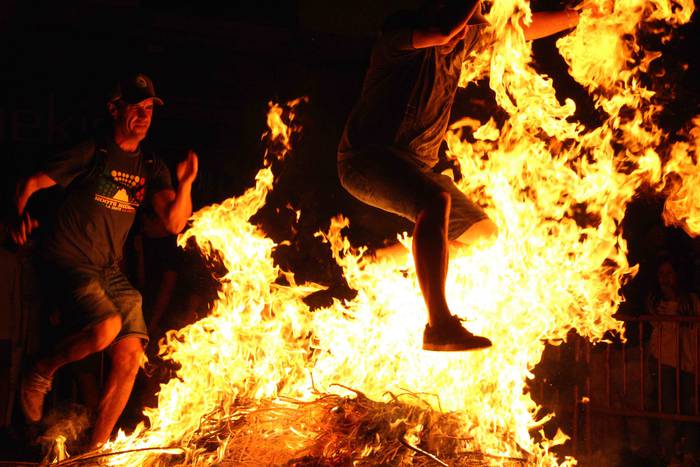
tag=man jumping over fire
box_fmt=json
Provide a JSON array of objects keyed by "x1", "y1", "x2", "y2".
[{"x1": 337, "y1": 1, "x2": 581, "y2": 351}]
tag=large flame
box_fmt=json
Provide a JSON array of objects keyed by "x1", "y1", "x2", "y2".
[{"x1": 101, "y1": 0, "x2": 698, "y2": 465}]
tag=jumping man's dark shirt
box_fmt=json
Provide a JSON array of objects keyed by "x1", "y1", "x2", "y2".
[
  {"x1": 42, "y1": 136, "x2": 172, "y2": 268},
  {"x1": 338, "y1": 11, "x2": 488, "y2": 167}
]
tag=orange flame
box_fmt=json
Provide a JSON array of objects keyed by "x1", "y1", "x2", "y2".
[{"x1": 662, "y1": 117, "x2": 700, "y2": 236}]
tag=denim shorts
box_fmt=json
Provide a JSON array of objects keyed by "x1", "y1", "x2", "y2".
[
  {"x1": 44, "y1": 261, "x2": 148, "y2": 344},
  {"x1": 338, "y1": 146, "x2": 488, "y2": 240}
]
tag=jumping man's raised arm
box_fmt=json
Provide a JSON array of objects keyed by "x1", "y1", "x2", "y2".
[{"x1": 522, "y1": 10, "x2": 580, "y2": 41}]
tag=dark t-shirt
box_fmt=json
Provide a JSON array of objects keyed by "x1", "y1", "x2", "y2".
[
  {"x1": 42, "y1": 136, "x2": 173, "y2": 268},
  {"x1": 338, "y1": 11, "x2": 487, "y2": 167}
]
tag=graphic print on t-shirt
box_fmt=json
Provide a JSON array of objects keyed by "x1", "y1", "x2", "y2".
[{"x1": 94, "y1": 167, "x2": 147, "y2": 213}]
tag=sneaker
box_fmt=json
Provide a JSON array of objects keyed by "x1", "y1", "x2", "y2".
[
  {"x1": 20, "y1": 368, "x2": 52, "y2": 423},
  {"x1": 422, "y1": 315, "x2": 492, "y2": 351}
]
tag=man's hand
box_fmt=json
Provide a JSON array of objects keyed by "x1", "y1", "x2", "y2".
[
  {"x1": 176, "y1": 150, "x2": 198, "y2": 186},
  {"x1": 10, "y1": 211, "x2": 39, "y2": 246}
]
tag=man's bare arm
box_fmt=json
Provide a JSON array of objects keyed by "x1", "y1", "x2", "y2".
[
  {"x1": 412, "y1": 0, "x2": 482, "y2": 48},
  {"x1": 151, "y1": 150, "x2": 197, "y2": 235},
  {"x1": 151, "y1": 187, "x2": 191, "y2": 235},
  {"x1": 10, "y1": 172, "x2": 57, "y2": 245},
  {"x1": 522, "y1": 10, "x2": 579, "y2": 41}
]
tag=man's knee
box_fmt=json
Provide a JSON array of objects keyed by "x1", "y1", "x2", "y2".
[
  {"x1": 454, "y1": 218, "x2": 499, "y2": 246},
  {"x1": 475, "y1": 219, "x2": 498, "y2": 241},
  {"x1": 110, "y1": 339, "x2": 144, "y2": 376},
  {"x1": 89, "y1": 315, "x2": 122, "y2": 352},
  {"x1": 419, "y1": 191, "x2": 451, "y2": 222}
]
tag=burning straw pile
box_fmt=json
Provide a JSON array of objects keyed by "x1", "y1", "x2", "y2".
[
  {"x1": 45, "y1": 390, "x2": 528, "y2": 466},
  {"x1": 172, "y1": 387, "x2": 527, "y2": 466}
]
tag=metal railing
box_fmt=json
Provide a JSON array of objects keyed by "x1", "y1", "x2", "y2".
[
  {"x1": 588, "y1": 314, "x2": 700, "y2": 421},
  {"x1": 533, "y1": 314, "x2": 700, "y2": 456}
]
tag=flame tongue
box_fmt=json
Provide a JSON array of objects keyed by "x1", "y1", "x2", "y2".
[
  {"x1": 104, "y1": 0, "x2": 697, "y2": 464},
  {"x1": 662, "y1": 117, "x2": 700, "y2": 236}
]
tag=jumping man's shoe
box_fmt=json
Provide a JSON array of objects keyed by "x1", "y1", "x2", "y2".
[
  {"x1": 20, "y1": 367, "x2": 53, "y2": 423},
  {"x1": 422, "y1": 315, "x2": 492, "y2": 351}
]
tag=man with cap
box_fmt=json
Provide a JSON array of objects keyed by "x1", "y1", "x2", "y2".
[{"x1": 11, "y1": 73, "x2": 198, "y2": 450}]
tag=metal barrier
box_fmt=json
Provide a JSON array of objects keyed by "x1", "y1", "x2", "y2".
[
  {"x1": 532, "y1": 314, "x2": 700, "y2": 456},
  {"x1": 574, "y1": 314, "x2": 700, "y2": 455}
]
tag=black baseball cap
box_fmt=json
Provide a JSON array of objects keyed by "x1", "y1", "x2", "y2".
[{"x1": 110, "y1": 73, "x2": 164, "y2": 106}]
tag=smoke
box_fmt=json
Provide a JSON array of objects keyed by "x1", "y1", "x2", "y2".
[{"x1": 37, "y1": 404, "x2": 91, "y2": 463}]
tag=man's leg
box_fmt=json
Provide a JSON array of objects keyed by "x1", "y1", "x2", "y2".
[
  {"x1": 413, "y1": 193, "x2": 492, "y2": 351},
  {"x1": 337, "y1": 150, "x2": 491, "y2": 350},
  {"x1": 373, "y1": 217, "x2": 498, "y2": 261},
  {"x1": 373, "y1": 242, "x2": 410, "y2": 261},
  {"x1": 452, "y1": 218, "x2": 498, "y2": 249},
  {"x1": 87, "y1": 265, "x2": 147, "y2": 448},
  {"x1": 372, "y1": 175, "x2": 497, "y2": 262},
  {"x1": 34, "y1": 316, "x2": 122, "y2": 379},
  {"x1": 89, "y1": 336, "x2": 144, "y2": 449},
  {"x1": 413, "y1": 192, "x2": 451, "y2": 327},
  {"x1": 21, "y1": 315, "x2": 122, "y2": 422}
]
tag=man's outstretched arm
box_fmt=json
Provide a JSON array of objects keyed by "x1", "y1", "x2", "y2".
[
  {"x1": 523, "y1": 10, "x2": 580, "y2": 41},
  {"x1": 413, "y1": 0, "x2": 482, "y2": 48}
]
